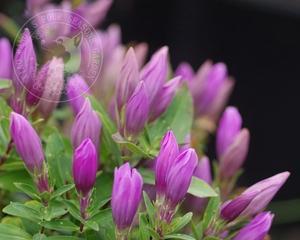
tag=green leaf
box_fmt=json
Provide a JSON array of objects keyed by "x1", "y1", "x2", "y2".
[
  {"x1": 0, "y1": 223, "x2": 32, "y2": 240},
  {"x1": 203, "y1": 237, "x2": 221, "y2": 240},
  {"x1": 147, "y1": 227, "x2": 161, "y2": 240},
  {"x1": 0, "y1": 170, "x2": 33, "y2": 192},
  {"x1": 14, "y1": 182, "x2": 40, "y2": 200},
  {"x1": 166, "y1": 212, "x2": 193, "y2": 234},
  {"x1": 63, "y1": 200, "x2": 82, "y2": 222},
  {"x1": 188, "y1": 177, "x2": 217, "y2": 198},
  {"x1": 139, "y1": 168, "x2": 155, "y2": 185},
  {"x1": 139, "y1": 213, "x2": 150, "y2": 240},
  {"x1": 143, "y1": 191, "x2": 156, "y2": 227},
  {"x1": 46, "y1": 237, "x2": 81, "y2": 240},
  {"x1": 85, "y1": 220, "x2": 99, "y2": 231},
  {"x1": 0, "y1": 161, "x2": 25, "y2": 171},
  {"x1": 0, "y1": 79, "x2": 11, "y2": 90},
  {"x1": 2, "y1": 202, "x2": 41, "y2": 222},
  {"x1": 112, "y1": 133, "x2": 153, "y2": 159},
  {"x1": 148, "y1": 88, "x2": 193, "y2": 144},
  {"x1": 50, "y1": 184, "x2": 75, "y2": 200},
  {"x1": 89, "y1": 197, "x2": 111, "y2": 217},
  {"x1": 88, "y1": 95, "x2": 122, "y2": 166},
  {"x1": 89, "y1": 208, "x2": 112, "y2": 225},
  {"x1": 41, "y1": 219, "x2": 79, "y2": 232},
  {"x1": 202, "y1": 195, "x2": 221, "y2": 231},
  {"x1": 164, "y1": 233, "x2": 196, "y2": 240},
  {"x1": 46, "y1": 132, "x2": 72, "y2": 187}
]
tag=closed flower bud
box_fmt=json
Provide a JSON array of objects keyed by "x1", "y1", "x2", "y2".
[
  {"x1": 112, "y1": 162, "x2": 143, "y2": 230},
  {"x1": 9, "y1": 112, "x2": 44, "y2": 173},
  {"x1": 221, "y1": 172, "x2": 290, "y2": 221},
  {"x1": 71, "y1": 98, "x2": 101, "y2": 150},
  {"x1": 155, "y1": 131, "x2": 179, "y2": 195},
  {"x1": 72, "y1": 138, "x2": 98, "y2": 197},
  {"x1": 149, "y1": 76, "x2": 181, "y2": 121},
  {"x1": 13, "y1": 28, "x2": 37, "y2": 93},
  {"x1": 165, "y1": 149, "x2": 198, "y2": 207},
  {"x1": 37, "y1": 57, "x2": 64, "y2": 119},
  {"x1": 134, "y1": 42, "x2": 148, "y2": 68},
  {"x1": 175, "y1": 62, "x2": 195, "y2": 82},
  {"x1": 216, "y1": 107, "x2": 250, "y2": 178},
  {"x1": 125, "y1": 81, "x2": 149, "y2": 136},
  {"x1": 0, "y1": 38, "x2": 12, "y2": 79},
  {"x1": 116, "y1": 47, "x2": 139, "y2": 111},
  {"x1": 233, "y1": 212, "x2": 274, "y2": 240},
  {"x1": 26, "y1": 61, "x2": 49, "y2": 106},
  {"x1": 66, "y1": 74, "x2": 90, "y2": 115},
  {"x1": 140, "y1": 46, "x2": 168, "y2": 105}
]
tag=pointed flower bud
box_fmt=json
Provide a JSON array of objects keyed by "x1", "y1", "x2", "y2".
[
  {"x1": 9, "y1": 112, "x2": 44, "y2": 173},
  {"x1": 140, "y1": 46, "x2": 168, "y2": 105},
  {"x1": 233, "y1": 212, "x2": 274, "y2": 240},
  {"x1": 149, "y1": 76, "x2": 181, "y2": 121},
  {"x1": 221, "y1": 172, "x2": 290, "y2": 221},
  {"x1": 26, "y1": 61, "x2": 49, "y2": 106},
  {"x1": 125, "y1": 81, "x2": 149, "y2": 136},
  {"x1": 134, "y1": 42, "x2": 148, "y2": 68},
  {"x1": 72, "y1": 138, "x2": 98, "y2": 197},
  {"x1": 216, "y1": 107, "x2": 250, "y2": 178},
  {"x1": 155, "y1": 131, "x2": 179, "y2": 195},
  {"x1": 37, "y1": 57, "x2": 64, "y2": 119},
  {"x1": 0, "y1": 38, "x2": 12, "y2": 79},
  {"x1": 71, "y1": 98, "x2": 101, "y2": 150},
  {"x1": 13, "y1": 28, "x2": 37, "y2": 93},
  {"x1": 116, "y1": 47, "x2": 139, "y2": 110},
  {"x1": 66, "y1": 74, "x2": 90, "y2": 115},
  {"x1": 175, "y1": 62, "x2": 195, "y2": 82},
  {"x1": 112, "y1": 162, "x2": 143, "y2": 230},
  {"x1": 165, "y1": 148, "x2": 198, "y2": 207}
]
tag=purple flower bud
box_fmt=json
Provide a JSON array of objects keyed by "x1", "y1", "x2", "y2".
[
  {"x1": 165, "y1": 148, "x2": 198, "y2": 207},
  {"x1": 217, "y1": 107, "x2": 242, "y2": 157},
  {"x1": 175, "y1": 62, "x2": 195, "y2": 82},
  {"x1": 221, "y1": 172, "x2": 290, "y2": 221},
  {"x1": 155, "y1": 131, "x2": 179, "y2": 195},
  {"x1": 26, "y1": 61, "x2": 50, "y2": 106},
  {"x1": 134, "y1": 42, "x2": 148, "y2": 68},
  {"x1": 26, "y1": 0, "x2": 49, "y2": 16},
  {"x1": 116, "y1": 47, "x2": 139, "y2": 111},
  {"x1": 149, "y1": 76, "x2": 181, "y2": 121},
  {"x1": 13, "y1": 28, "x2": 37, "y2": 93},
  {"x1": 66, "y1": 74, "x2": 90, "y2": 115},
  {"x1": 72, "y1": 138, "x2": 98, "y2": 197},
  {"x1": 75, "y1": 0, "x2": 112, "y2": 27},
  {"x1": 71, "y1": 98, "x2": 101, "y2": 150},
  {"x1": 37, "y1": 57, "x2": 64, "y2": 119},
  {"x1": 112, "y1": 162, "x2": 143, "y2": 230},
  {"x1": 219, "y1": 128, "x2": 250, "y2": 178},
  {"x1": 140, "y1": 46, "x2": 168, "y2": 105},
  {"x1": 233, "y1": 212, "x2": 274, "y2": 240},
  {"x1": 0, "y1": 38, "x2": 12, "y2": 79},
  {"x1": 9, "y1": 112, "x2": 44, "y2": 173},
  {"x1": 125, "y1": 81, "x2": 149, "y2": 136}
]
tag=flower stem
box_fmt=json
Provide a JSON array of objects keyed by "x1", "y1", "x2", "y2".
[{"x1": 0, "y1": 139, "x2": 13, "y2": 166}]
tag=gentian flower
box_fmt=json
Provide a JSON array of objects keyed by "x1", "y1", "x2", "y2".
[{"x1": 0, "y1": 38, "x2": 12, "y2": 79}]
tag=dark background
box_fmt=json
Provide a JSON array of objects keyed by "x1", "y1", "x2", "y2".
[{"x1": 1, "y1": 0, "x2": 300, "y2": 238}]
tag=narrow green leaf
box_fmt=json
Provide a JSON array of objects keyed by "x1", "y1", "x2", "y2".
[
  {"x1": 2, "y1": 202, "x2": 41, "y2": 222},
  {"x1": 50, "y1": 184, "x2": 75, "y2": 200},
  {"x1": 140, "y1": 168, "x2": 155, "y2": 185},
  {"x1": 85, "y1": 220, "x2": 99, "y2": 231},
  {"x1": 188, "y1": 177, "x2": 217, "y2": 198},
  {"x1": 143, "y1": 191, "x2": 156, "y2": 227},
  {"x1": 164, "y1": 233, "x2": 196, "y2": 240},
  {"x1": 89, "y1": 197, "x2": 111, "y2": 217},
  {"x1": 41, "y1": 219, "x2": 79, "y2": 232},
  {"x1": 0, "y1": 170, "x2": 32, "y2": 192},
  {"x1": 147, "y1": 227, "x2": 161, "y2": 240},
  {"x1": 0, "y1": 223, "x2": 32, "y2": 240},
  {"x1": 14, "y1": 182, "x2": 40, "y2": 200},
  {"x1": 63, "y1": 200, "x2": 83, "y2": 222},
  {"x1": 202, "y1": 195, "x2": 221, "y2": 231},
  {"x1": 139, "y1": 213, "x2": 150, "y2": 240},
  {"x1": 167, "y1": 212, "x2": 193, "y2": 234}
]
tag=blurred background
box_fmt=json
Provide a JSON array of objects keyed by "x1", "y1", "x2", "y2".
[{"x1": 1, "y1": 0, "x2": 300, "y2": 238}]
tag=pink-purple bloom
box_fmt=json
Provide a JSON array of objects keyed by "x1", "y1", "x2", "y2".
[
  {"x1": 125, "y1": 81, "x2": 149, "y2": 136},
  {"x1": 66, "y1": 74, "x2": 90, "y2": 115},
  {"x1": 233, "y1": 212, "x2": 274, "y2": 240},
  {"x1": 13, "y1": 28, "x2": 37, "y2": 93},
  {"x1": 72, "y1": 138, "x2": 98, "y2": 197},
  {"x1": 112, "y1": 162, "x2": 143, "y2": 230},
  {"x1": 9, "y1": 112, "x2": 44, "y2": 173},
  {"x1": 216, "y1": 107, "x2": 250, "y2": 178},
  {"x1": 0, "y1": 38, "x2": 12, "y2": 79},
  {"x1": 221, "y1": 172, "x2": 290, "y2": 221},
  {"x1": 71, "y1": 98, "x2": 101, "y2": 150},
  {"x1": 155, "y1": 130, "x2": 179, "y2": 195}
]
